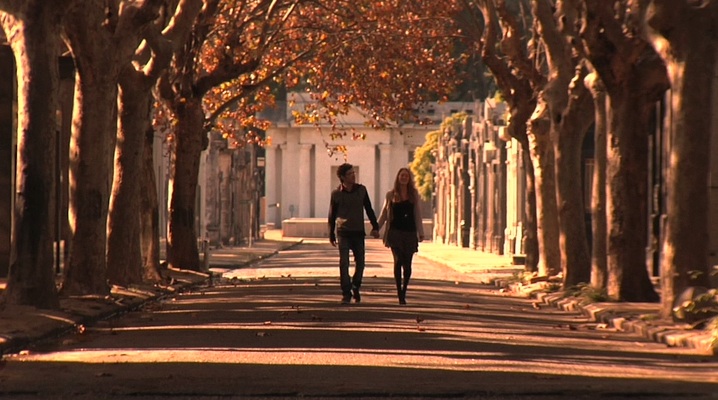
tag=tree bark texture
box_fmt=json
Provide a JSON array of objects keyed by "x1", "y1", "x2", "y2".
[
  {"x1": 528, "y1": 99, "x2": 561, "y2": 277},
  {"x1": 61, "y1": 0, "x2": 164, "y2": 295},
  {"x1": 62, "y1": 66, "x2": 118, "y2": 296},
  {"x1": 584, "y1": 72, "x2": 607, "y2": 289},
  {"x1": 0, "y1": 3, "x2": 66, "y2": 308},
  {"x1": 106, "y1": 69, "x2": 150, "y2": 286},
  {"x1": 552, "y1": 66, "x2": 593, "y2": 286},
  {"x1": 534, "y1": 0, "x2": 592, "y2": 286},
  {"x1": 643, "y1": 0, "x2": 718, "y2": 317},
  {"x1": 579, "y1": 0, "x2": 668, "y2": 300},
  {"x1": 605, "y1": 92, "x2": 659, "y2": 301},
  {"x1": 167, "y1": 99, "x2": 204, "y2": 270},
  {"x1": 518, "y1": 135, "x2": 539, "y2": 272},
  {"x1": 141, "y1": 125, "x2": 162, "y2": 279}
]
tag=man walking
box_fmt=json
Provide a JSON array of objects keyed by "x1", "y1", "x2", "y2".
[{"x1": 328, "y1": 163, "x2": 380, "y2": 304}]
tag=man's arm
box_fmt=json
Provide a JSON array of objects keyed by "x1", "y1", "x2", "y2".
[{"x1": 363, "y1": 188, "x2": 380, "y2": 234}]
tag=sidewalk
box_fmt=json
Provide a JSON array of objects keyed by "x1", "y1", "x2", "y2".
[
  {"x1": 0, "y1": 236, "x2": 302, "y2": 355},
  {"x1": 0, "y1": 230, "x2": 714, "y2": 356}
]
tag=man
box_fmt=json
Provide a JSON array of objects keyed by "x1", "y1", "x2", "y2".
[{"x1": 328, "y1": 163, "x2": 380, "y2": 304}]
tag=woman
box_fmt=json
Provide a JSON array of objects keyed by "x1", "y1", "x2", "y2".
[{"x1": 378, "y1": 168, "x2": 425, "y2": 304}]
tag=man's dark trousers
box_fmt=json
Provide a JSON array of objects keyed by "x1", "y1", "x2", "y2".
[{"x1": 338, "y1": 233, "x2": 365, "y2": 300}]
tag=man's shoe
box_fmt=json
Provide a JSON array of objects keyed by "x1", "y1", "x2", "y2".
[
  {"x1": 341, "y1": 296, "x2": 352, "y2": 304},
  {"x1": 352, "y1": 287, "x2": 361, "y2": 303}
]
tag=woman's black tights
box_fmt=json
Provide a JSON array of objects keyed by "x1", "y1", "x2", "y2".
[{"x1": 392, "y1": 248, "x2": 413, "y2": 304}]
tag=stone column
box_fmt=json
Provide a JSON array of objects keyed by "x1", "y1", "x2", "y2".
[
  {"x1": 379, "y1": 144, "x2": 393, "y2": 200},
  {"x1": 264, "y1": 144, "x2": 279, "y2": 226},
  {"x1": 298, "y1": 144, "x2": 312, "y2": 217},
  {"x1": 279, "y1": 143, "x2": 295, "y2": 221}
]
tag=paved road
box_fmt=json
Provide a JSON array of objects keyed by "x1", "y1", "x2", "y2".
[{"x1": 1, "y1": 241, "x2": 716, "y2": 399}]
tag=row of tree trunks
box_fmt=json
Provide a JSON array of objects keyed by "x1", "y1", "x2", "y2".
[{"x1": 61, "y1": 0, "x2": 164, "y2": 296}]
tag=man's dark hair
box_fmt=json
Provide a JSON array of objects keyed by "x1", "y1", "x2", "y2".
[{"x1": 337, "y1": 163, "x2": 353, "y2": 182}]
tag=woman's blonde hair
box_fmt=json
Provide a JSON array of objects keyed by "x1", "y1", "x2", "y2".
[{"x1": 392, "y1": 167, "x2": 418, "y2": 203}]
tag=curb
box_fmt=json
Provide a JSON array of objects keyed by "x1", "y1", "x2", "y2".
[
  {"x1": 497, "y1": 280, "x2": 716, "y2": 356},
  {"x1": 0, "y1": 269, "x2": 207, "y2": 355}
]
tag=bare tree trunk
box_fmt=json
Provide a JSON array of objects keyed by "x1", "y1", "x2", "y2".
[
  {"x1": 551, "y1": 66, "x2": 593, "y2": 287},
  {"x1": 604, "y1": 91, "x2": 659, "y2": 301},
  {"x1": 62, "y1": 67, "x2": 118, "y2": 296},
  {"x1": 528, "y1": 99, "x2": 561, "y2": 277},
  {"x1": 518, "y1": 135, "x2": 539, "y2": 272},
  {"x1": 642, "y1": 1, "x2": 718, "y2": 317},
  {"x1": 167, "y1": 99, "x2": 204, "y2": 270},
  {"x1": 585, "y1": 72, "x2": 607, "y2": 289},
  {"x1": 533, "y1": 0, "x2": 593, "y2": 286},
  {"x1": 141, "y1": 125, "x2": 162, "y2": 278},
  {"x1": 0, "y1": 3, "x2": 70, "y2": 308},
  {"x1": 61, "y1": 0, "x2": 165, "y2": 295},
  {"x1": 106, "y1": 68, "x2": 149, "y2": 286},
  {"x1": 579, "y1": 0, "x2": 668, "y2": 301}
]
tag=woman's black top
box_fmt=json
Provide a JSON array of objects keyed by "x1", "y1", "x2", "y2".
[{"x1": 391, "y1": 200, "x2": 416, "y2": 232}]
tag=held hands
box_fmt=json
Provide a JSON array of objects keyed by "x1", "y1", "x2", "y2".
[
  {"x1": 419, "y1": 235, "x2": 425, "y2": 242},
  {"x1": 370, "y1": 229, "x2": 380, "y2": 239}
]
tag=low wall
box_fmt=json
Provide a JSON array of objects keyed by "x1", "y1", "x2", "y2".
[{"x1": 281, "y1": 217, "x2": 434, "y2": 239}]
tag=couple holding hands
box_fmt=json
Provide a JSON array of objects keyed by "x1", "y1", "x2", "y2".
[{"x1": 328, "y1": 163, "x2": 424, "y2": 305}]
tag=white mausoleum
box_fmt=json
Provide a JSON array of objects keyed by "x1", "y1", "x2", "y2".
[{"x1": 262, "y1": 93, "x2": 481, "y2": 233}]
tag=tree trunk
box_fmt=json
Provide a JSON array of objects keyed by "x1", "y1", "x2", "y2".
[
  {"x1": 528, "y1": 98, "x2": 561, "y2": 277},
  {"x1": 585, "y1": 72, "x2": 607, "y2": 289},
  {"x1": 533, "y1": 0, "x2": 592, "y2": 286},
  {"x1": 106, "y1": 68, "x2": 149, "y2": 286},
  {"x1": 551, "y1": 67, "x2": 594, "y2": 287},
  {"x1": 518, "y1": 136, "x2": 539, "y2": 272},
  {"x1": 61, "y1": 0, "x2": 165, "y2": 295},
  {"x1": 61, "y1": 4, "x2": 122, "y2": 296},
  {"x1": 141, "y1": 124, "x2": 162, "y2": 278},
  {"x1": 604, "y1": 92, "x2": 659, "y2": 301},
  {"x1": 578, "y1": 0, "x2": 669, "y2": 300},
  {"x1": 61, "y1": 71, "x2": 118, "y2": 296},
  {"x1": 643, "y1": 1, "x2": 718, "y2": 317},
  {"x1": 0, "y1": 4, "x2": 66, "y2": 308},
  {"x1": 167, "y1": 99, "x2": 204, "y2": 270}
]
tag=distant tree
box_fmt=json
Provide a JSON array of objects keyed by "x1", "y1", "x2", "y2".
[
  {"x1": 410, "y1": 129, "x2": 439, "y2": 202},
  {"x1": 0, "y1": 1, "x2": 76, "y2": 308},
  {"x1": 411, "y1": 113, "x2": 469, "y2": 203}
]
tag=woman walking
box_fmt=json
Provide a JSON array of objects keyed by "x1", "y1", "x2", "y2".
[{"x1": 378, "y1": 168, "x2": 424, "y2": 305}]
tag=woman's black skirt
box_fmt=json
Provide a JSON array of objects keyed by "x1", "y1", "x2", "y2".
[{"x1": 385, "y1": 229, "x2": 418, "y2": 253}]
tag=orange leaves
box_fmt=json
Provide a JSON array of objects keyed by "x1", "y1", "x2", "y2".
[{"x1": 158, "y1": 0, "x2": 468, "y2": 147}]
